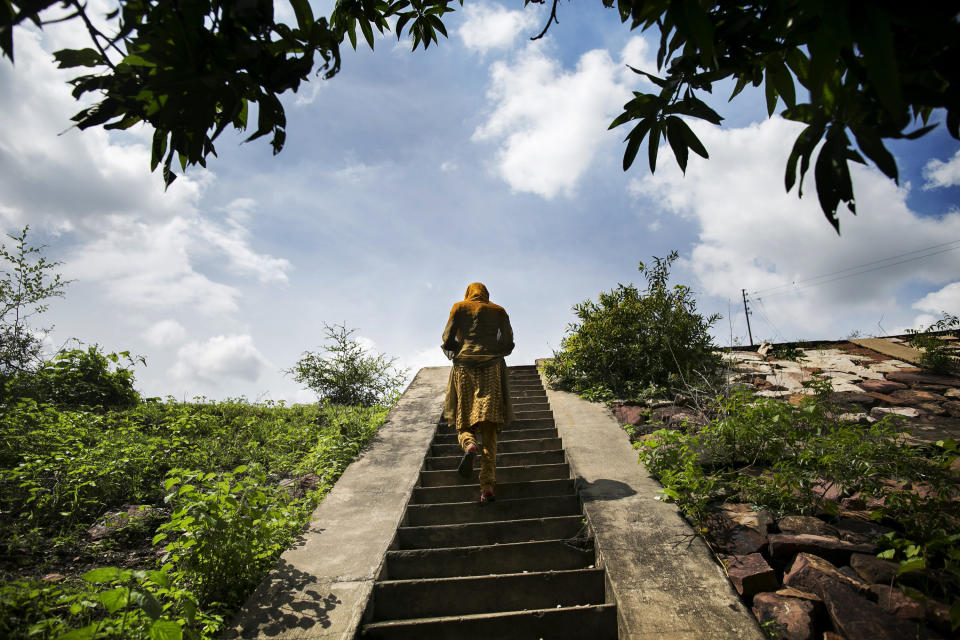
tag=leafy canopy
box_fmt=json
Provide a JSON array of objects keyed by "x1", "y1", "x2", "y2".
[
  {"x1": 286, "y1": 322, "x2": 408, "y2": 406},
  {"x1": 543, "y1": 250, "x2": 721, "y2": 401},
  {"x1": 2, "y1": 1, "x2": 957, "y2": 231}
]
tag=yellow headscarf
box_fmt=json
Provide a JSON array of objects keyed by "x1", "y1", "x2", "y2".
[{"x1": 464, "y1": 282, "x2": 490, "y2": 302}]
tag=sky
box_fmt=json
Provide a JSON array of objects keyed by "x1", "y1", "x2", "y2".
[{"x1": 1, "y1": 1, "x2": 959, "y2": 402}]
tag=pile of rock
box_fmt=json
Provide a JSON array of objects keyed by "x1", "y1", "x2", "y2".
[{"x1": 709, "y1": 504, "x2": 951, "y2": 640}]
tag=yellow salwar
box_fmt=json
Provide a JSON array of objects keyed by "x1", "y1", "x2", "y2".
[
  {"x1": 441, "y1": 283, "x2": 515, "y2": 493},
  {"x1": 457, "y1": 421, "x2": 498, "y2": 490}
]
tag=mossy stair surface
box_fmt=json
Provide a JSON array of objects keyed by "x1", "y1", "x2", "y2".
[{"x1": 359, "y1": 365, "x2": 618, "y2": 639}]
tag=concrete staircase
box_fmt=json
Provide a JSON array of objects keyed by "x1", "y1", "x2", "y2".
[{"x1": 359, "y1": 365, "x2": 618, "y2": 639}]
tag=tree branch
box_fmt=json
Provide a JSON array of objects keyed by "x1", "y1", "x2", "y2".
[{"x1": 530, "y1": 0, "x2": 560, "y2": 41}]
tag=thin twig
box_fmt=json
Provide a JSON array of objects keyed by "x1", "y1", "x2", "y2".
[
  {"x1": 530, "y1": 0, "x2": 560, "y2": 41},
  {"x1": 71, "y1": 0, "x2": 116, "y2": 70}
]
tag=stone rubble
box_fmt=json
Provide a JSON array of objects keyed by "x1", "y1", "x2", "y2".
[{"x1": 612, "y1": 339, "x2": 960, "y2": 639}]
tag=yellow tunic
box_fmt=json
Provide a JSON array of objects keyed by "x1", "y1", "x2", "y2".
[{"x1": 441, "y1": 283, "x2": 515, "y2": 432}]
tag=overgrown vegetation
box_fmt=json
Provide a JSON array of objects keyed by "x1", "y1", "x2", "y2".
[
  {"x1": 907, "y1": 312, "x2": 960, "y2": 374},
  {"x1": 636, "y1": 383, "x2": 960, "y2": 630},
  {"x1": 543, "y1": 251, "x2": 721, "y2": 402},
  {"x1": 286, "y1": 322, "x2": 408, "y2": 406},
  {"x1": 0, "y1": 229, "x2": 394, "y2": 639}
]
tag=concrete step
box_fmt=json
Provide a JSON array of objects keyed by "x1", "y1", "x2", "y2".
[
  {"x1": 396, "y1": 514, "x2": 584, "y2": 549},
  {"x1": 404, "y1": 494, "x2": 581, "y2": 526},
  {"x1": 433, "y1": 427, "x2": 558, "y2": 445},
  {"x1": 411, "y1": 478, "x2": 574, "y2": 504},
  {"x1": 512, "y1": 409, "x2": 553, "y2": 420},
  {"x1": 418, "y1": 462, "x2": 569, "y2": 487},
  {"x1": 385, "y1": 539, "x2": 595, "y2": 579},
  {"x1": 430, "y1": 437, "x2": 562, "y2": 457},
  {"x1": 510, "y1": 384, "x2": 544, "y2": 392},
  {"x1": 510, "y1": 389, "x2": 546, "y2": 398},
  {"x1": 361, "y1": 603, "x2": 617, "y2": 640},
  {"x1": 371, "y1": 568, "x2": 607, "y2": 620},
  {"x1": 436, "y1": 417, "x2": 555, "y2": 434},
  {"x1": 508, "y1": 398, "x2": 549, "y2": 409},
  {"x1": 424, "y1": 449, "x2": 565, "y2": 471}
]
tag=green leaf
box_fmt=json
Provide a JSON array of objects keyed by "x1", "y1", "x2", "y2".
[
  {"x1": 897, "y1": 557, "x2": 926, "y2": 575},
  {"x1": 57, "y1": 623, "x2": 100, "y2": 640},
  {"x1": 668, "y1": 115, "x2": 707, "y2": 158},
  {"x1": 851, "y1": 126, "x2": 898, "y2": 182},
  {"x1": 95, "y1": 587, "x2": 128, "y2": 614},
  {"x1": 290, "y1": 0, "x2": 315, "y2": 30},
  {"x1": 53, "y1": 48, "x2": 102, "y2": 69},
  {"x1": 145, "y1": 570, "x2": 170, "y2": 588},
  {"x1": 648, "y1": 122, "x2": 661, "y2": 172},
  {"x1": 666, "y1": 116, "x2": 690, "y2": 173},
  {"x1": 131, "y1": 589, "x2": 164, "y2": 620},
  {"x1": 858, "y1": 10, "x2": 903, "y2": 117},
  {"x1": 82, "y1": 567, "x2": 124, "y2": 584},
  {"x1": 622, "y1": 120, "x2": 651, "y2": 170},
  {"x1": 769, "y1": 60, "x2": 795, "y2": 110},
  {"x1": 149, "y1": 620, "x2": 183, "y2": 640}
]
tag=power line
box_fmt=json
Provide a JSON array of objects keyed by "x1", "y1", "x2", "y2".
[
  {"x1": 749, "y1": 238, "x2": 960, "y2": 297},
  {"x1": 753, "y1": 244, "x2": 960, "y2": 301}
]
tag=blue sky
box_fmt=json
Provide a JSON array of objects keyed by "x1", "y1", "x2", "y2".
[{"x1": 2, "y1": 0, "x2": 958, "y2": 401}]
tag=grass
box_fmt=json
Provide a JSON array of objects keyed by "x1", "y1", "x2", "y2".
[{"x1": 0, "y1": 397, "x2": 389, "y2": 639}]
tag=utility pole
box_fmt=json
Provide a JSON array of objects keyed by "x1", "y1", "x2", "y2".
[{"x1": 741, "y1": 289, "x2": 754, "y2": 347}]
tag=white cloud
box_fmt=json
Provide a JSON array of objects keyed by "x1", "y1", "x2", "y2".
[
  {"x1": 0, "y1": 28, "x2": 207, "y2": 235},
  {"x1": 144, "y1": 319, "x2": 187, "y2": 347},
  {"x1": 68, "y1": 216, "x2": 241, "y2": 314},
  {"x1": 473, "y1": 42, "x2": 631, "y2": 198},
  {"x1": 195, "y1": 212, "x2": 292, "y2": 284},
  {"x1": 458, "y1": 2, "x2": 539, "y2": 54},
  {"x1": 923, "y1": 150, "x2": 960, "y2": 189},
  {"x1": 440, "y1": 160, "x2": 458, "y2": 173},
  {"x1": 170, "y1": 334, "x2": 271, "y2": 385},
  {"x1": 912, "y1": 282, "x2": 960, "y2": 326},
  {"x1": 67, "y1": 211, "x2": 290, "y2": 313},
  {"x1": 333, "y1": 161, "x2": 380, "y2": 184},
  {"x1": 618, "y1": 36, "x2": 658, "y2": 79},
  {"x1": 630, "y1": 116, "x2": 960, "y2": 340}
]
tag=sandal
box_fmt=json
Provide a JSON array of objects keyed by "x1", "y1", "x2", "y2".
[
  {"x1": 457, "y1": 445, "x2": 477, "y2": 479},
  {"x1": 480, "y1": 489, "x2": 496, "y2": 504}
]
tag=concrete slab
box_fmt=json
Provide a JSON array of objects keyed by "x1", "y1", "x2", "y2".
[
  {"x1": 538, "y1": 363, "x2": 764, "y2": 640},
  {"x1": 851, "y1": 338, "x2": 924, "y2": 365},
  {"x1": 225, "y1": 367, "x2": 449, "y2": 640}
]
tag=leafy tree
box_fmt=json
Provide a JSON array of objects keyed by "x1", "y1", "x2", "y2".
[
  {"x1": 2, "y1": 1, "x2": 957, "y2": 231},
  {"x1": 286, "y1": 322, "x2": 408, "y2": 406},
  {"x1": 0, "y1": 226, "x2": 68, "y2": 378},
  {"x1": 543, "y1": 251, "x2": 721, "y2": 401},
  {"x1": 7, "y1": 345, "x2": 143, "y2": 409}
]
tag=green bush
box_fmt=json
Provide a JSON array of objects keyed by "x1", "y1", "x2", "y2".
[
  {"x1": 906, "y1": 312, "x2": 959, "y2": 374},
  {"x1": 3, "y1": 346, "x2": 141, "y2": 409},
  {"x1": 543, "y1": 251, "x2": 721, "y2": 401},
  {"x1": 286, "y1": 322, "x2": 408, "y2": 406},
  {"x1": 154, "y1": 466, "x2": 307, "y2": 608}
]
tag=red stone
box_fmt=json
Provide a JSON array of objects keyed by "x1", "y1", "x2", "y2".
[
  {"x1": 820, "y1": 580, "x2": 918, "y2": 640},
  {"x1": 769, "y1": 533, "x2": 876, "y2": 565},
  {"x1": 611, "y1": 403, "x2": 647, "y2": 426},
  {"x1": 782, "y1": 553, "x2": 872, "y2": 597},
  {"x1": 858, "y1": 379, "x2": 908, "y2": 394},
  {"x1": 834, "y1": 517, "x2": 894, "y2": 545},
  {"x1": 870, "y1": 584, "x2": 925, "y2": 619},
  {"x1": 889, "y1": 389, "x2": 945, "y2": 405},
  {"x1": 777, "y1": 515, "x2": 838, "y2": 538},
  {"x1": 751, "y1": 592, "x2": 817, "y2": 640},
  {"x1": 849, "y1": 553, "x2": 898, "y2": 584},
  {"x1": 720, "y1": 553, "x2": 779, "y2": 599},
  {"x1": 944, "y1": 400, "x2": 960, "y2": 418},
  {"x1": 886, "y1": 370, "x2": 960, "y2": 388},
  {"x1": 712, "y1": 525, "x2": 767, "y2": 555}
]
